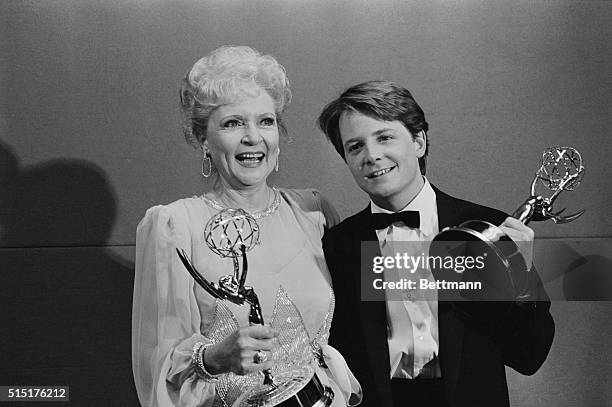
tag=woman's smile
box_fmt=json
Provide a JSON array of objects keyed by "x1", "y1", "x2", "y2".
[{"x1": 235, "y1": 151, "x2": 266, "y2": 167}]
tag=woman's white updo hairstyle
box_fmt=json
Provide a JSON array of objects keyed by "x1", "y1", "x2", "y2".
[{"x1": 180, "y1": 45, "x2": 292, "y2": 148}]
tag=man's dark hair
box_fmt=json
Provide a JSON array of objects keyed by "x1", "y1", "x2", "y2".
[{"x1": 318, "y1": 80, "x2": 429, "y2": 174}]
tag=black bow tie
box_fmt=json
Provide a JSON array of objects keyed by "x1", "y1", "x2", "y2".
[{"x1": 371, "y1": 211, "x2": 420, "y2": 230}]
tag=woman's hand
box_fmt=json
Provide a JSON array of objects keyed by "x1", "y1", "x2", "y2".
[{"x1": 203, "y1": 325, "x2": 279, "y2": 375}]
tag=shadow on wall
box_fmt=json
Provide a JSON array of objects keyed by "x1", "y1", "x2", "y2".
[
  {"x1": 563, "y1": 254, "x2": 612, "y2": 301},
  {"x1": 533, "y1": 239, "x2": 612, "y2": 301},
  {"x1": 0, "y1": 140, "x2": 139, "y2": 406}
]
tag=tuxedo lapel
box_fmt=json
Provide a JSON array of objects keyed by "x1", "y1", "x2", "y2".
[
  {"x1": 431, "y1": 185, "x2": 464, "y2": 400},
  {"x1": 351, "y1": 207, "x2": 394, "y2": 407},
  {"x1": 432, "y1": 185, "x2": 460, "y2": 230}
]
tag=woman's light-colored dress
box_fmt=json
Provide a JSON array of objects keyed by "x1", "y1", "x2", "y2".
[{"x1": 132, "y1": 188, "x2": 361, "y2": 407}]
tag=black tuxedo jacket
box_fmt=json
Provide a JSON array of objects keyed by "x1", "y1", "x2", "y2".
[{"x1": 323, "y1": 186, "x2": 554, "y2": 407}]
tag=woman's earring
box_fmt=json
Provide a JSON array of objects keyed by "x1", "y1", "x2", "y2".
[
  {"x1": 275, "y1": 147, "x2": 280, "y2": 172},
  {"x1": 201, "y1": 148, "x2": 212, "y2": 178}
]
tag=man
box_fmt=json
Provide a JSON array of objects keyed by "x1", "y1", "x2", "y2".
[{"x1": 318, "y1": 81, "x2": 554, "y2": 407}]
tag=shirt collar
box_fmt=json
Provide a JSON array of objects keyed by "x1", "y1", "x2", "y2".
[{"x1": 370, "y1": 177, "x2": 438, "y2": 236}]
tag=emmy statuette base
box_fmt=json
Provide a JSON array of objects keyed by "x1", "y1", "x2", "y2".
[{"x1": 236, "y1": 366, "x2": 334, "y2": 407}]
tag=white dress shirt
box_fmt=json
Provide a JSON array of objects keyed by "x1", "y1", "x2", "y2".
[{"x1": 371, "y1": 178, "x2": 441, "y2": 379}]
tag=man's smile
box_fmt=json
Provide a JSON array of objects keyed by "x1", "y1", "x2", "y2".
[{"x1": 364, "y1": 165, "x2": 397, "y2": 180}]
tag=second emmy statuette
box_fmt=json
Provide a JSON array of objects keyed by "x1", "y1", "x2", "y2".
[{"x1": 430, "y1": 147, "x2": 585, "y2": 308}]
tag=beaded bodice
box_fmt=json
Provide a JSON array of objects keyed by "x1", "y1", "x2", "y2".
[{"x1": 205, "y1": 286, "x2": 334, "y2": 407}]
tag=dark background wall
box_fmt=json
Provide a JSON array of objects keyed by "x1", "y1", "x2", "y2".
[{"x1": 1, "y1": 1, "x2": 611, "y2": 405}]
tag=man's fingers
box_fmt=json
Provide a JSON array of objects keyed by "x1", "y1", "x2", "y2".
[
  {"x1": 500, "y1": 217, "x2": 534, "y2": 241},
  {"x1": 499, "y1": 217, "x2": 534, "y2": 268}
]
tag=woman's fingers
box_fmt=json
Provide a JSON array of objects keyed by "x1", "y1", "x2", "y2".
[
  {"x1": 245, "y1": 324, "x2": 279, "y2": 339},
  {"x1": 235, "y1": 348, "x2": 276, "y2": 374},
  {"x1": 213, "y1": 325, "x2": 279, "y2": 375},
  {"x1": 235, "y1": 336, "x2": 276, "y2": 353},
  {"x1": 237, "y1": 326, "x2": 278, "y2": 350}
]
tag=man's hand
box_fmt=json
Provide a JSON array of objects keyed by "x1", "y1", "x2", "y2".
[{"x1": 499, "y1": 217, "x2": 534, "y2": 270}]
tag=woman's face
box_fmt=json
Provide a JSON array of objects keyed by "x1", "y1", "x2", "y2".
[{"x1": 204, "y1": 90, "x2": 280, "y2": 190}]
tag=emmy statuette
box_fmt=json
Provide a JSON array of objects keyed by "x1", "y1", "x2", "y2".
[{"x1": 176, "y1": 208, "x2": 334, "y2": 407}]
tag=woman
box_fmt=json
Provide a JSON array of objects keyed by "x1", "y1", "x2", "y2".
[{"x1": 132, "y1": 46, "x2": 361, "y2": 407}]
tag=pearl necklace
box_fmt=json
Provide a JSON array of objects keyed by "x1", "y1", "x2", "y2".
[{"x1": 200, "y1": 187, "x2": 281, "y2": 220}]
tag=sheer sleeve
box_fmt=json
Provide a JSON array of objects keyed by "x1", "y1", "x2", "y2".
[
  {"x1": 311, "y1": 189, "x2": 341, "y2": 232},
  {"x1": 132, "y1": 204, "x2": 217, "y2": 407}
]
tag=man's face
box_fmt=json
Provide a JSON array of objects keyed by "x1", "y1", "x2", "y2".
[{"x1": 338, "y1": 111, "x2": 426, "y2": 210}]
